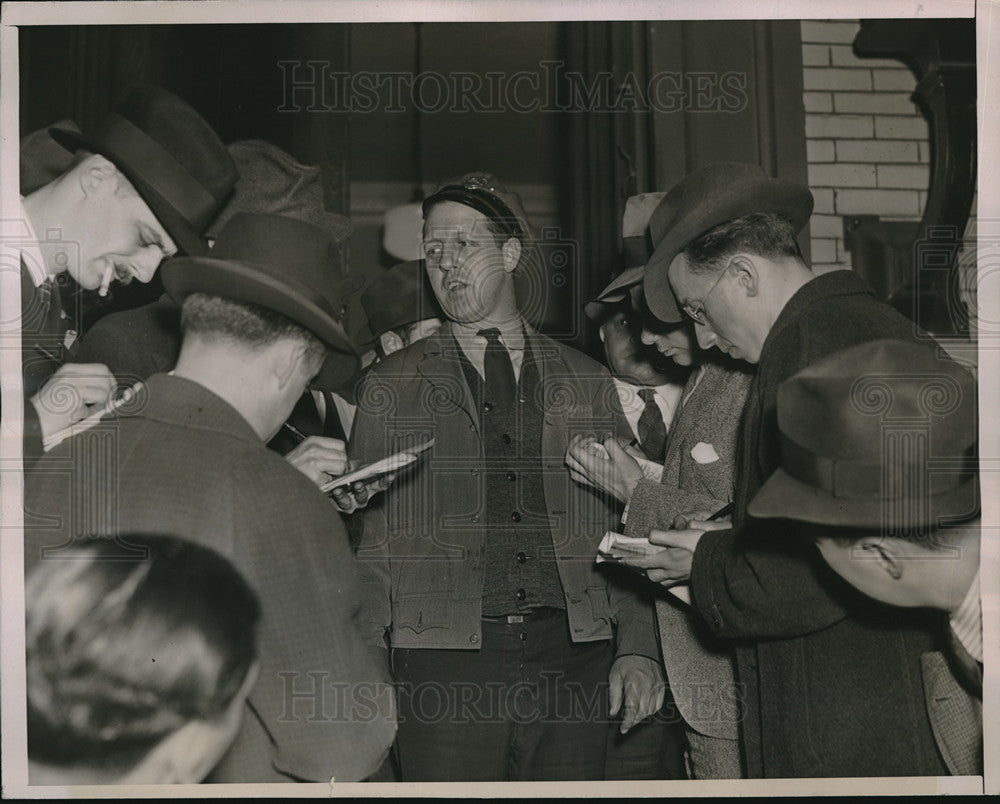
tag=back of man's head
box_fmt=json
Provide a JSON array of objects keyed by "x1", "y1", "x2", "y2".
[
  {"x1": 180, "y1": 292, "x2": 326, "y2": 366},
  {"x1": 26, "y1": 535, "x2": 260, "y2": 783}
]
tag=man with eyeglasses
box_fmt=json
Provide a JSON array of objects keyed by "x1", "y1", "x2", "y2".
[{"x1": 622, "y1": 163, "x2": 953, "y2": 778}]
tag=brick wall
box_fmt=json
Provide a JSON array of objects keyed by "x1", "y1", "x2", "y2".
[
  {"x1": 800, "y1": 19, "x2": 931, "y2": 272},
  {"x1": 799, "y1": 19, "x2": 978, "y2": 343}
]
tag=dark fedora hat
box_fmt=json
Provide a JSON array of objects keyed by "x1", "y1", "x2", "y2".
[
  {"x1": 50, "y1": 85, "x2": 237, "y2": 257},
  {"x1": 161, "y1": 212, "x2": 360, "y2": 391},
  {"x1": 422, "y1": 171, "x2": 533, "y2": 241},
  {"x1": 643, "y1": 162, "x2": 814, "y2": 323},
  {"x1": 748, "y1": 339, "x2": 979, "y2": 531},
  {"x1": 585, "y1": 191, "x2": 667, "y2": 320},
  {"x1": 360, "y1": 260, "x2": 442, "y2": 339}
]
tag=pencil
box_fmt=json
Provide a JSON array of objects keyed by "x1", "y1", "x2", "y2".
[
  {"x1": 282, "y1": 421, "x2": 307, "y2": 442},
  {"x1": 707, "y1": 502, "x2": 735, "y2": 521},
  {"x1": 42, "y1": 379, "x2": 144, "y2": 452}
]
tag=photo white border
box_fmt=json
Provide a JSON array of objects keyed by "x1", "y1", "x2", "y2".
[{"x1": 0, "y1": 0, "x2": 991, "y2": 798}]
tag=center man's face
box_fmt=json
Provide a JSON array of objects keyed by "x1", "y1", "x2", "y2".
[
  {"x1": 423, "y1": 201, "x2": 515, "y2": 326},
  {"x1": 73, "y1": 168, "x2": 177, "y2": 292}
]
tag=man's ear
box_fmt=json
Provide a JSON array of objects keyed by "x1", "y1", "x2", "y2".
[
  {"x1": 598, "y1": 324, "x2": 607, "y2": 343},
  {"x1": 858, "y1": 536, "x2": 904, "y2": 580},
  {"x1": 272, "y1": 339, "x2": 308, "y2": 390},
  {"x1": 76, "y1": 153, "x2": 119, "y2": 197},
  {"x1": 501, "y1": 237, "x2": 521, "y2": 273},
  {"x1": 730, "y1": 255, "x2": 759, "y2": 299}
]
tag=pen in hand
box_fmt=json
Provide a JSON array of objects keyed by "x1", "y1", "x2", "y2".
[{"x1": 706, "y1": 502, "x2": 735, "y2": 522}]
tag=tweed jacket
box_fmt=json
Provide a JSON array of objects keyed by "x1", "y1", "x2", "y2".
[
  {"x1": 625, "y1": 360, "x2": 752, "y2": 740},
  {"x1": 689, "y1": 270, "x2": 948, "y2": 777},
  {"x1": 921, "y1": 644, "x2": 982, "y2": 776},
  {"x1": 350, "y1": 322, "x2": 659, "y2": 658},
  {"x1": 24, "y1": 374, "x2": 396, "y2": 783}
]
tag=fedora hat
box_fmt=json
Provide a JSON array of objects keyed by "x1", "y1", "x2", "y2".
[
  {"x1": 161, "y1": 213, "x2": 360, "y2": 391},
  {"x1": 50, "y1": 85, "x2": 237, "y2": 257},
  {"x1": 585, "y1": 191, "x2": 668, "y2": 320},
  {"x1": 748, "y1": 339, "x2": 978, "y2": 531},
  {"x1": 360, "y1": 260, "x2": 442, "y2": 340},
  {"x1": 642, "y1": 162, "x2": 814, "y2": 323},
  {"x1": 422, "y1": 171, "x2": 534, "y2": 241}
]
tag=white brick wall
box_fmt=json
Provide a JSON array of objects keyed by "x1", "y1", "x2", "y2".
[{"x1": 800, "y1": 19, "x2": 929, "y2": 272}]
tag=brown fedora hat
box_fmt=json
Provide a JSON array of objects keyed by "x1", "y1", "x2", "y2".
[
  {"x1": 748, "y1": 339, "x2": 978, "y2": 531},
  {"x1": 642, "y1": 162, "x2": 813, "y2": 323},
  {"x1": 50, "y1": 85, "x2": 237, "y2": 257},
  {"x1": 584, "y1": 191, "x2": 666, "y2": 321},
  {"x1": 161, "y1": 213, "x2": 360, "y2": 391}
]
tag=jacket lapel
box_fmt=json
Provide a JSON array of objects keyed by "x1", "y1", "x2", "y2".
[{"x1": 416, "y1": 324, "x2": 480, "y2": 429}]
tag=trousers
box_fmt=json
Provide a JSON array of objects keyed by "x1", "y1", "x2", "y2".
[{"x1": 392, "y1": 609, "x2": 613, "y2": 781}]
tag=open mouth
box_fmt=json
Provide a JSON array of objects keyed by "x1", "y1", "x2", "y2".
[
  {"x1": 115, "y1": 265, "x2": 134, "y2": 285},
  {"x1": 446, "y1": 279, "x2": 467, "y2": 292}
]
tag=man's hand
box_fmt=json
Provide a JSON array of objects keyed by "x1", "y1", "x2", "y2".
[
  {"x1": 618, "y1": 521, "x2": 728, "y2": 585},
  {"x1": 329, "y1": 473, "x2": 397, "y2": 514},
  {"x1": 31, "y1": 363, "x2": 116, "y2": 440},
  {"x1": 284, "y1": 436, "x2": 349, "y2": 487},
  {"x1": 565, "y1": 433, "x2": 644, "y2": 503},
  {"x1": 608, "y1": 654, "x2": 666, "y2": 734}
]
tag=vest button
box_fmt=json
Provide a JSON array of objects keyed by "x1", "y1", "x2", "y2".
[
  {"x1": 484, "y1": 401, "x2": 494, "y2": 413},
  {"x1": 470, "y1": 634, "x2": 480, "y2": 644},
  {"x1": 516, "y1": 588, "x2": 526, "y2": 601},
  {"x1": 501, "y1": 433, "x2": 511, "y2": 445},
  {"x1": 519, "y1": 631, "x2": 528, "y2": 641},
  {"x1": 516, "y1": 551, "x2": 527, "y2": 564},
  {"x1": 511, "y1": 511, "x2": 521, "y2": 523},
  {"x1": 472, "y1": 514, "x2": 480, "y2": 523},
  {"x1": 506, "y1": 472, "x2": 517, "y2": 481},
  {"x1": 471, "y1": 468, "x2": 479, "y2": 476}
]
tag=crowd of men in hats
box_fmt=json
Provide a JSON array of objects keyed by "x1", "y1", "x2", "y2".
[{"x1": 16, "y1": 86, "x2": 981, "y2": 784}]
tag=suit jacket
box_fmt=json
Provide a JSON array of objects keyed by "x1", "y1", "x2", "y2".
[
  {"x1": 24, "y1": 374, "x2": 396, "y2": 783},
  {"x1": 625, "y1": 361, "x2": 752, "y2": 740},
  {"x1": 350, "y1": 322, "x2": 659, "y2": 658},
  {"x1": 72, "y1": 293, "x2": 181, "y2": 383},
  {"x1": 689, "y1": 270, "x2": 948, "y2": 777},
  {"x1": 21, "y1": 261, "x2": 75, "y2": 465}
]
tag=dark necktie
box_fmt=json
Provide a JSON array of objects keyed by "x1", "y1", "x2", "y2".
[
  {"x1": 478, "y1": 328, "x2": 516, "y2": 412},
  {"x1": 637, "y1": 387, "x2": 667, "y2": 463}
]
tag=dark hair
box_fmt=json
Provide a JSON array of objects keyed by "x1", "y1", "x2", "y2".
[
  {"x1": 180, "y1": 293, "x2": 326, "y2": 366},
  {"x1": 26, "y1": 536, "x2": 260, "y2": 773},
  {"x1": 682, "y1": 212, "x2": 803, "y2": 276}
]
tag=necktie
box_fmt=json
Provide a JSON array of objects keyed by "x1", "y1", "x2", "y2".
[
  {"x1": 478, "y1": 328, "x2": 516, "y2": 412},
  {"x1": 637, "y1": 388, "x2": 667, "y2": 463}
]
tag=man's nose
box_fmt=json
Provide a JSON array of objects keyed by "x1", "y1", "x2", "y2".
[
  {"x1": 694, "y1": 322, "x2": 717, "y2": 350},
  {"x1": 438, "y1": 246, "x2": 455, "y2": 271},
  {"x1": 135, "y1": 249, "x2": 165, "y2": 283},
  {"x1": 639, "y1": 327, "x2": 656, "y2": 346}
]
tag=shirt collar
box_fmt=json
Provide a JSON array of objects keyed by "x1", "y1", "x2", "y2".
[
  {"x1": 450, "y1": 316, "x2": 526, "y2": 353},
  {"x1": 19, "y1": 198, "x2": 48, "y2": 287}
]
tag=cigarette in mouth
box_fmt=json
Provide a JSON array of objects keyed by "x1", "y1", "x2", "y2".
[{"x1": 98, "y1": 263, "x2": 114, "y2": 297}]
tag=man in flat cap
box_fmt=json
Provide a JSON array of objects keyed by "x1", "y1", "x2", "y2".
[
  {"x1": 619, "y1": 162, "x2": 957, "y2": 777},
  {"x1": 567, "y1": 191, "x2": 752, "y2": 779},
  {"x1": 25, "y1": 213, "x2": 397, "y2": 783},
  {"x1": 17, "y1": 85, "x2": 237, "y2": 462},
  {"x1": 350, "y1": 172, "x2": 662, "y2": 781},
  {"x1": 749, "y1": 339, "x2": 981, "y2": 775}
]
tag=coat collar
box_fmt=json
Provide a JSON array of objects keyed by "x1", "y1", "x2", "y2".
[
  {"x1": 137, "y1": 373, "x2": 261, "y2": 444},
  {"x1": 760, "y1": 269, "x2": 876, "y2": 364}
]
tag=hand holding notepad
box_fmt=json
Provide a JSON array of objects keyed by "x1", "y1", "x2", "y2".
[{"x1": 320, "y1": 438, "x2": 434, "y2": 493}]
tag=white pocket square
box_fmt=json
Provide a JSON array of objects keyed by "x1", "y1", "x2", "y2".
[{"x1": 691, "y1": 441, "x2": 720, "y2": 464}]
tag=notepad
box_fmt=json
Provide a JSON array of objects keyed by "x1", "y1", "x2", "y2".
[{"x1": 320, "y1": 438, "x2": 434, "y2": 493}]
